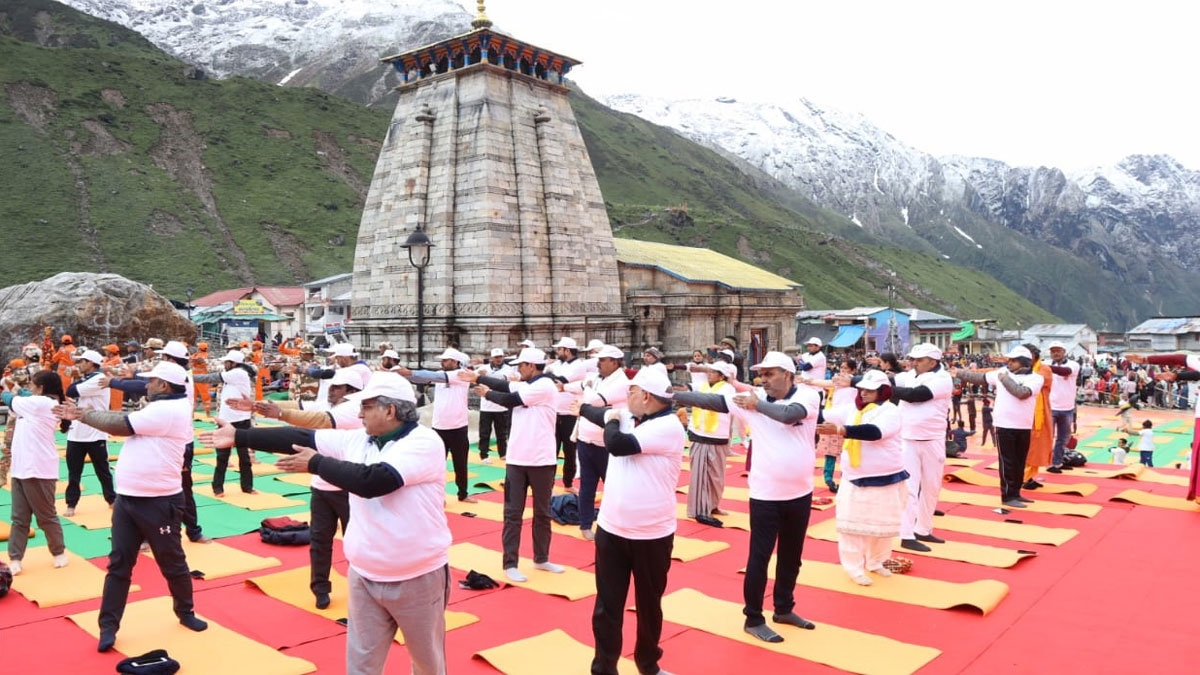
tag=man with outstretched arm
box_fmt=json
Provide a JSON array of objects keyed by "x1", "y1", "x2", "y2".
[
  {"x1": 55, "y1": 362, "x2": 207, "y2": 653},
  {"x1": 673, "y1": 351, "x2": 820, "y2": 643},
  {"x1": 200, "y1": 372, "x2": 451, "y2": 675}
]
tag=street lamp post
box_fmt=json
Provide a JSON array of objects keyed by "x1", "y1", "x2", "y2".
[{"x1": 401, "y1": 229, "x2": 434, "y2": 368}]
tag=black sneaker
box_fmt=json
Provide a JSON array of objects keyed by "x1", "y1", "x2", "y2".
[
  {"x1": 1046, "y1": 466, "x2": 1063, "y2": 474},
  {"x1": 1023, "y1": 479, "x2": 1043, "y2": 490},
  {"x1": 914, "y1": 533, "x2": 945, "y2": 544},
  {"x1": 900, "y1": 538, "x2": 932, "y2": 552}
]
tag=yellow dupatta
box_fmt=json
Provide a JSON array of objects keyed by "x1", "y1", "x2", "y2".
[
  {"x1": 691, "y1": 380, "x2": 731, "y2": 434},
  {"x1": 841, "y1": 402, "x2": 878, "y2": 468}
]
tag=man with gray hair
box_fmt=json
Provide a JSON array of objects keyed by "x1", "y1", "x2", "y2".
[{"x1": 201, "y1": 372, "x2": 452, "y2": 675}]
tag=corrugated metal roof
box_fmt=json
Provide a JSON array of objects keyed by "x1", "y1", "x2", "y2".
[
  {"x1": 1023, "y1": 323, "x2": 1090, "y2": 336},
  {"x1": 613, "y1": 239, "x2": 801, "y2": 291},
  {"x1": 302, "y1": 272, "x2": 353, "y2": 288},
  {"x1": 1127, "y1": 317, "x2": 1200, "y2": 335}
]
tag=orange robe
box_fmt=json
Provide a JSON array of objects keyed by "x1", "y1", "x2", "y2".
[
  {"x1": 103, "y1": 355, "x2": 124, "y2": 410},
  {"x1": 1024, "y1": 361, "x2": 1054, "y2": 478},
  {"x1": 251, "y1": 349, "x2": 266, "y2": 401},
  {"x1": 50, "y1": 345, "x2": 77, "y2": 390},
  {"x1": 192, "y1": 352, "x2": 212, "y2": 414}
]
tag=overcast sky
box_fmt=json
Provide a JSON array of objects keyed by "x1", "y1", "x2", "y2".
[{"x1": 482, "y1": 0, "x2": 1198, "y2": 171}]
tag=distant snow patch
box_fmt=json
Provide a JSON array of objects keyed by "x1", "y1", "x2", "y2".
[
  {"x1": 952, "y1": 226, "x2": 977, "y2": 243},
  {"x1": 851, "y1": 213, "x2": 863, "y2": 227},
  {"x1": 278, "y1": 67, "x2": 303, "y2": 85},
  {"x1": 900, "y1": 206, "x2": 909, "y2": 226}
]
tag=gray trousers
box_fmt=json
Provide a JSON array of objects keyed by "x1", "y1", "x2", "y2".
[
  {"x1": 502, "y1": 463, "x2": 556, "y2": 569},
  {"x1": 347, "y1": 565, "x2": 448, "y2": 675},
  {"x1": 7, "y1": 477, "x2": 65, "y2": 561}
]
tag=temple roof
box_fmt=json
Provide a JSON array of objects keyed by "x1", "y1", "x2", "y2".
[
  {"x1": 614, "y1": 239, "x2": 801, "y2": 292},
  {"x1": 380, "y1": 25, "x2": 580, "y2": 81}
]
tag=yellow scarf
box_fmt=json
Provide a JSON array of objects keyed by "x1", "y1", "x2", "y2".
[
  {"x1": 1031, "y1": 360, "x2": 1047, "y2": 432},
  {"x1": 841, "y1": 402, "x2": 878, "y2": 468},
  {"x1": 691, "y1": 380, "x2": 732, "y2": 434}
]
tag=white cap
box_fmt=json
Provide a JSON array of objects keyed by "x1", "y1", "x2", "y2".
[
  {"x1": 331, "y1": 368, "x2": 366, "y2": 390},
  {"x1": 1005, "y1": 346, "x2": 1033, "y2": 360},
  {"x1": 519, "y1": 339, "x2": 536, "y2": 349},
  {"x1": 710, "y1": 362, "x2": 737, "y2": 379},
  {"x1": 381, "y1": 349, "x2": 400, "y2": 360},
  {"x1": 437, "y1": 348, "x2": 470, "y2": 366},
  {"x1": 157, "y1": 340, "x2": 189, "y2": 360},
  {"x1": 346, "y1": 371, "x2": 416, "y2": 404},
  {"x1": 630, "y1": 367, "x2": 674, "y2": 399},
  {"x1": 750, "y1": 351, "x2": 797, "y2": 374},
  {"x1": 907, "y1": 343, "x2": 943, "y2": 360},
  {"x1": 490, "y1": 348, "x2": 506, "y2": 358},
  {"x1": 329, "y1": 343, "x2": 358, "y2": 358},
  {"x1": 717, "y1": 349, "x2": 736, "y2": 361},
  {"x1": 223, "y1": 350, "x2": 245, "y2": 364},
  {"x1": 1047, "y1": 340, "x2": 1067, "y2": 350},
  {"x1": 512, "y1": 347, "x2": 546, "y2": 365},
  {"x1": 137, "y1": 361, "x2": 188, "y2": 386},
  {"x1": 585, "y1": 339, "x2": 605, "y2": 352},
  {"x1": 595, "y1": 345, "x2": 625, "y2": 360},
  {"x1": 74, "y1": 349, "x2": 104, "y2": 366},
  {"x1": 552, "y1": 337, "x2": 578, "y2": 350},
  {"x1": 856, "y1": 369, "x2": 891, "y2": 390},
  {"x1": 806, "y1": 337, "x2": 823, "y2": 347}
]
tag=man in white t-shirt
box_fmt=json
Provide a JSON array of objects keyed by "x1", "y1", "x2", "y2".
[
  {"x1": 203, "y1": 372, "x2": 451, "y2": 675},
  {"x1": 547, "y1": 337, "x2": 589, "y2": 494},
  {"x1": 572, "y1": 367, "x2": 684, "y2": 675},
  {"x1": 1045, "y1": 341, "x2": 1080, "y2": 474},
  {"x1": 674, "y1": 351, "x2": 820, "y2": 643},
  {"x1": 891, "y1": 343, "x2": 954, "y2": 553},
  {"x1": 476, "y1": 348, "x2": 514, "y2": 463},
  {"x1": 193, "y1": 350, "x2": 256, "y2": 496},
  {"x1": 563, "y1": 345, "x2": 630, "y2": 540},
  {"x1": 57, "y1": 362, "x2": 208, "y2": 652},
  {"x1": 462, "y1": 347, "x2": 566, "y2": 583},
  {"x1": 63, "y1": 349, "x2": 116, "y2": 516},
  {"x1": 955, "y1": 346, "x2": 1044, "y2": 508},
  {"x1": 796, "y1": 338, "x2": 828, "y2": 389},
  {"x1": 400, "y1": 348, "x2": 475, "y2": 503}
]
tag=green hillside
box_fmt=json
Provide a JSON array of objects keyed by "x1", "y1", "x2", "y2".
[{"x1": 0, "y1": 0, "x2": 1056, "y2": 326}]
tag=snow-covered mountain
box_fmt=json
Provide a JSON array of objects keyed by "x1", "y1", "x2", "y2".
[
  {"x1": 603, "y1": 94, "x2": 1200, "y2": 274},
  {"x1": 60, "y1": 0, "x2": 473, "y2": 104}
]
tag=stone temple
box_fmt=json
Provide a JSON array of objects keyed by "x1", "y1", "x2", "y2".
[
  {"x1": 350, "y1": 3, "x2": 805, "y2": 367},
  {"x1": 349, "y1": 4, "x2": 628, "y2": 362}
]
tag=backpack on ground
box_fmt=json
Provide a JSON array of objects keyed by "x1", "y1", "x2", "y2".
[
  {"x1": 1063, "y1": 450, "x2": 1087, "y2": 468},
  {"x1": 259, "y1": 516, "x2": 311, "y2": 546}
]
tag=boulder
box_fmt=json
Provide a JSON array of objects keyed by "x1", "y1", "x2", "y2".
[{"x1": 0, "y1": 273, "x2": 195, "y2": 360}]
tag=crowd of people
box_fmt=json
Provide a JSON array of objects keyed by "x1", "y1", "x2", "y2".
[{"x1": 2, "y1": 329, "x2": 1198, "y2": 675}]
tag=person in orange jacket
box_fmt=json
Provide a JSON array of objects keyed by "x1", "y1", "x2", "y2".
[
  {"x1": 101, "y1": 344, "x2": 125, "y2": 410},
  {"x1": 192, "y1": 342, "x2": 213, "y2": 416},
  {"x1": 49, "y1": 334, "x2": 78, "y2": 391},
  {"x1": 250, "y1": 341, "x2": 267, "y2": 401}
]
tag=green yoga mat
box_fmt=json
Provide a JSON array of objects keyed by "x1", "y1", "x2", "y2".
[{"x1": 1076, "y1": 425, "x2": 1192, "y2": 466}]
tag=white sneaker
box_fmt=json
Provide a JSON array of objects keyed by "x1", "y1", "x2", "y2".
[
  {"x1": 53, "y1": 553, "x2": 69, "y2": 568},
  {"x1": 481, "y1": 457, "x2": 493, "y2": 465},
  {"x1": 534, "y1": 561, "x2": 565, "y2": 573},
  {"x1": 851, "y1": 574, "x2": 873, "y2": 586},
  {"x1": 9, "y1": 560, "x2": 21, "y2": 575},
  {"x1": 504, "y1": 567, "x2": 528, "y2": 583}
]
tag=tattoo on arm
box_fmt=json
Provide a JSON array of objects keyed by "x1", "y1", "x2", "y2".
[{"x1": 82, "y1": 410, "x2": 134, "y2": 436}]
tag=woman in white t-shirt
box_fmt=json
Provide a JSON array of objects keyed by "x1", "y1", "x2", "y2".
[{"x1": 6, "y1": 370, "x2": 70, "y2": 574}]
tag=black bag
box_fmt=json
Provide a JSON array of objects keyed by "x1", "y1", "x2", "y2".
[
  {"x1": 116, "y1": 649, "x2": 181, "y2": 674},
  {"x1": 459, "y1": 570, "x2": 499, "y2": 590},
  {"x1": 0, "y1": 560, "x2": 12, "y2": 598},
  {"x1": 550, "y1": 493, "x2": 580, "y2": 525},
  {"x1": 259, "y1": 516, "x2": 311, "y2": 546},
  {"x1": 1063, "y1": 449, "x2": 1087, "y2": 468}
]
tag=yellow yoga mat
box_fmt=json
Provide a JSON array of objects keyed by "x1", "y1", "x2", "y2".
[
  {"x1": 1136, "y1": 469, "x2": 1190, "y2": 487},
  {"x1": 146, "y1": 538, "x2": 280, "y2": 580},
  {"x1": 208, "y1": 489, "x2": 305, "y2": 510},
  {"x1": 946, "y1": 467, "x2": 1097, "y2": 497},
  {"x1": 676, "y1": 503, "x2": 751, "y2": 531},
  {"x1": 1069, "y1": 465, "x2": 1143, "y2": 479},
  {"x1": 932, "y1": 514, "x2": 1077, "y2": 546},
  {"x1": 938, "y1": 488, "x2": 1101, "y2": 517},
  {"x1": 246, "y1": 566, "x2": 478, "y2": 644},
  {"x1": 273, "y1": 473, "x2": 314, "y2": 488},
  {"x1": 69, "y1": 596, "x2": 316, "y2": 674},
  {"x1": 0, "y1": 521, "x2": 35, "y2": 542},
  {"x1": 12, "y1": 547, "x2": 138, "y2": 607},
  {"x1": 660, "y1": 588, "x2": 940, "y2": 675},
  {"x1": 448, "y1": 542, "x2": 595, "y2": 601},
  {"x1": 62, "y1": 493, "x2": 113, "y2": 530},
  {"x1": 740, "y1": 557, "x2": 1009, "y2": 615},
  {"x1": 474, "y1": 629, "x2": 638, "y2": 674},
  {"x1": 445, "y1": 497, "x2": 526, "y2": 520},
  {"x1": 807, "y1": 519, "x2": 1037, "y2": 569},
  {"x1": 473, "y1": 479, "x2": 505, "y2": 491},
  {"x1": 945, "y1": 457, "x2": 982, "y2": 467},
  {"x1": 196, "y1": 456, "x2": 283, "y2": 476},
  {"x1": 447, "y1": 470, "x2": 478, "y2": 482},
  {"x1": 676, "y1": 485, "x2": 834, "y2": 510},
  {"x1": 1110, "y1": 489, "x2": 1200, "y2": 512}
]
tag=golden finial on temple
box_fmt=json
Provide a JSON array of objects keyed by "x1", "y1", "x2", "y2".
[{"x1": 472, "y1": 1, "x2": 493, "y2": 29}]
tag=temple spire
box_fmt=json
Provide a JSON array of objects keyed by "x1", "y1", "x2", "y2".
[{"x1": 471, "y1": 1, "x2": 493, "y2": 29}]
